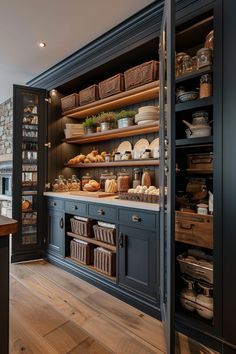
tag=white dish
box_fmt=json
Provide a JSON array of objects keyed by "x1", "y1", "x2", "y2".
[
  {"x1": 138, "y1": 105, "x2": 159, "y2": 113},
  {"x1": 135, "y1": 113, "x2": 159, "y2": 123},
  {"x1": 150, "y1": 138, "x2": 159, "y2": 149},
  {"x1": 117, "y1": 140, "x2": 132, "y2": 153},
  {"x1": 133, "y1": 138, "x2": 149, "y2": 152},
  {"x1": 137, "y1": 120, "x2": 158, "y2": 125}
]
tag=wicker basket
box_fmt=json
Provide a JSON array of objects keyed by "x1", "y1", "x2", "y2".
[
  {"x1": 124, "y1": 60, "x2": 159, "y2": 90},
  {"x1": 93, "y1": 225, "x2": 116, "y2": 245},
  {"x1": 94, "y1": 247, "x2": 116, "y2": 276},
  {"x1": 79, "y1": 84, "x2": 99, "y2": 106},
  {"x1": 61, "y1": 93, "x2": 79, "y2": 112},
  {"x1": 70, "y1": 218, "x2": 94, "y2": 238},
  {"x1": 119, "y1": 192, "x2": 159, "y2": 204},
  {"x1": 70, "y1": 239, "x2": 94, "y2": 265},
  {"x1": 98, "y1": 73, "x2": 125, "y2": 98}
]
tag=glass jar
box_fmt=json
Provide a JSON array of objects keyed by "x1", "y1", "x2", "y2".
[
  {"x1": 191, "y1": 56, "x2": 198, "y2": 71},
  {"x1": 141, "y1": 168, "x2": 151, "y2": 188},
  {"x1": 56, "y1": 175, "x2": 68, "y2": 192},
  {"x1": 104, "y1": 153, "x2": 112, "y2": 162},
  {"x1": 197, "y1": 48, "x2": 213, "y2": 69},
  {"x1": 71, "y1": 174, "x2": 81, "y2": 191},
  {"x1": 114, "y1": 152, "x2": 121, "y2": 161},
  {"x1": 105, "y1": 175, "x2": 117, "y2": 193},
  {"x1": 199, "y1": 74, "x2": 212, "y2": 98},
  {"x1": 175, "y1": 52, "x2": 186, "y2": 77},
  {"x1": 100, "y1": 171, "x2": 113, "y2": 191},
  {"x1": 133, "y1": 168, "x2": 141, "y2": 189},
  {"x1": 121, "y1": 151, "x2": 132, "y2": 160},
  {"x1": 117, "y1": 170, "x2": 130, "y2": 192},
  {"x1": 181, "y1": 55, "x2": 192, "y2": 74},
  {"x1": 82, "y1": 173, "x2": 92, "y2": 191}
]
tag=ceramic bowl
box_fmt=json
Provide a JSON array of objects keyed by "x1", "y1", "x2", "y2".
[{"x1": 178, "y1": 91, "x2": 199, "y2": 103}]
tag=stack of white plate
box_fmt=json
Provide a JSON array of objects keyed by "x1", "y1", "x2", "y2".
[
  {"x1": 64, "y1": 124, "x2": 84, "y2": 139},
  {"x1": 135, "y1": 106, "x2": 160, "y2": 125}
]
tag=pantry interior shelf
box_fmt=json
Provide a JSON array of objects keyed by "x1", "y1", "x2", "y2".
[
  {"x1": 63, "y1": 121, "x2": 159, "y2": 144},
  {"x1": 62, "y1": 81, "x2": 160, "y2": 119},
  {"x1": 175, "y1": 96, "x2": 213, "y2": 112},
  {"x1": 175, "y1": 66, "x2": 212, "y2": 84},
  {"x1": 176, "y1": 136, "x2": 213, "y2": 147},
  {"x1": 65, "y1": 159, "x2": 159, "y2": 168},
  {"x1": 67, "y1": 231, "x2": 116, "y2": 252}
]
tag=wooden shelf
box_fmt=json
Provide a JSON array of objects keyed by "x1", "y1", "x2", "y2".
[
  {"x1": 65, "y1": 159, "x2": 159, "y2": 168},
  {"x1": 175, "y1": 66, "x2": 212, "y2": 84},
  {"x1": 176, "y1": 136, "x2": 213, "y2": 148},
  {"x1": 175, "y1": 96, "x2": 213, "y2": 112},
  {"x1": 64, "y1": 121, "x2": 159, "y2": 144},
  {"x1": 67, "y1": 231, "x2": 116, "y2": 252},
  {"x1": 66, "y1": 256, "x2": 116, "y2": 282},
  {"x1": 186, "y1": 168, "x2": 213, "y2": 174},
  {"x1": 62, "y1": 81, "x2": 159, "y2": 119}
]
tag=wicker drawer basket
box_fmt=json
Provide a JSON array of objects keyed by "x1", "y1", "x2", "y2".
[
  {"x1": 98, "y1": 73, "x2": 125, "y2": 98},
  {"x1": 70, "y1": 239, "x2": 94, "y2": 265},
  {"x1": 94, "y1": 247, "x2": 116, "y2": 276},
  {"x1": 93, "y1": 225, "x2": 116, "y2": 245},
  {"x1": 70, "y1": 218, "x2": 94, "y2": 238},
  {"x1": 79, "y1": 84, "x2": 99, "y2": 106},
  {"x1": 124, "y1": 60, "x2": 159, "y2": 90},
  {"x1": 61, "y1": 93, "x2": 79, "y2": 112}
]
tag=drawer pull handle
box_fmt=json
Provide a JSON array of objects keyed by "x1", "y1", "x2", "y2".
[
  {"x1": 97, "y1": 209, "x2": 105, "y2": 216},
  {"x1": 119, "y1": 233, "x2": 124, "y2": 248},
  {"x1": 132, "y1": 215, "x2": 141, "y2": 222},
  {"x1": 59, "y1": 217, "x2": 64, "y2": 229},
  {"x1": 179, "y1": 222, "x2": 193, "y2": 230},
  {"x1": 72, "y1": 205, "x2": 78, "y2": 210}
]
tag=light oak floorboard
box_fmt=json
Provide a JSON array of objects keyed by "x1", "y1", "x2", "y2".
[{"x1": 10, "y1": 261, "x2": 219, "y2": 354}]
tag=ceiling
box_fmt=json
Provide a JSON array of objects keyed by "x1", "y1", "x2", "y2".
[{"x1": 0, "y1": 0, "x2": 155, "y2": 103}]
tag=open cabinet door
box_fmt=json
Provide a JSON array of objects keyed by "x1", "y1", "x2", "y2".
[
  {"x1": 12, "y1": 85, "x2": 48, "y2": 262},
  {"x1": 159, "y1": 0, "x2": 175, "y2": 353}
]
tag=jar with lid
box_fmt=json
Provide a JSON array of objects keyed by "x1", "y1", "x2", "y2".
[
  {"x1": 104, "y1": 153, "x2": 112, "y2": 162},
  {"x1": 181, "y1": 55, "x2": 192, "y2": 74},
  {"x1": 199, "y1": 74, "x2": 212, "y2": 98},
  {"x1": 117, "y1": 169, "x2": 130, "y2": 193},
  {"x1": 197, "y1": 48, "x2": 213, "y2": 69},
  {"x1": 175, "y1": 52, "x2": 186, "y2": 77},
  {"x1": 133, "y1": 168, "x2": 141, "y2": 189},
  {"x1": 141, "y1": 168, "x2": 151, "y2": 188},
  {"x1": 82, "y1": 173, "x2": 93, "y2": 191},
  {"x1": 114, "y1": 152, "x2": 121, "y2": 161},
  {"x1": 100, "y1": 171, "x2": 113, "y2": 191},
  {"x1": 191, "y1": 56, "x2": 198, "y2": 71},
  {"x1": 53, "y1": 175, "x2": 68, "y2": 192},
  {"x1": 105, "y1": 175, "x2": 117, "y2": 193},
  {"x1": 71, "y1": 175, "x2": 80, "y2": 191},
  {"x1": 121, "y1": 151, "x2": 132, "y2": 160}
]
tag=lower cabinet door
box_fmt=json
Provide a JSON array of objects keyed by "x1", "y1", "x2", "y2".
[
  {"x1": 47, "y1": 209, "x2": 65, "y2": 258},
  {"x1": 118, "y1": 225, "x2": 158, "y2": 299}
]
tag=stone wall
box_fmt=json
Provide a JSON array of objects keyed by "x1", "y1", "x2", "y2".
[{"x1": 0, "y1": 97, "x2": 13, "y2": 156}]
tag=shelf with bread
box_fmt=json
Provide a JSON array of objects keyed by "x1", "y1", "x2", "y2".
[
  {"x1": 62, "y1": 81, "x2": 159, "y2": 119},
  {"x1": 63, "y1": 121, "x2": 159, "y2": 145}
]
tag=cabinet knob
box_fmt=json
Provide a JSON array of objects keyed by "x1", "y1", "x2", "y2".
[
  {"x1": 44, "y1": 142, "x2": 51, "y2": 149},
  {"x1": 59, "y1": 217, "x2": 64, "y2": 229},
  {"x1": 51, "y1": 202, "x2": 57, "y2": 207},
  {"x1": 132, "y1": 215, "x2": 141, "y2": 222},
  {"x1": 72, "y1": 205, "x2": 78, "y2": 210},
  {"x1": 97, "y1": 209, "x2": 105, "y2": 216}
]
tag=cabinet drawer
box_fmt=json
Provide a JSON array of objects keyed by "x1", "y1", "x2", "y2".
[
  {"x1": 88, "y1": 204, "x2": 117, "y2": 222},
  {"x1": 65, "y1": 201, "x2": 87, "y2": 216},
  {"x1": 118, "y1": 209, "x2": 156, "y2": 229},
  {"x1": 47, "y1": 198, "x2": 64, "y2": 210}
]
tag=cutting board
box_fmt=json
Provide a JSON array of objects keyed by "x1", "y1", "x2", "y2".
[{"x1": 69, "y1": 191, "x2": 116, "y2": 198}]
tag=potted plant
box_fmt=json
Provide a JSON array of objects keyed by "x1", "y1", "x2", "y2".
[
  {"x1": 115, "y1": 110, "x2": 136, "y2": 128},
  {"x1": 98, "y1": 112, "x2": 116, "y2": 132},
  {"x1": 83, "y1": 116, "x2": 98, "y2": 134}
]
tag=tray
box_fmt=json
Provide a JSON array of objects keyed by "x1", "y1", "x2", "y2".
[{"x1": 68, "y1": 191, "x2": 116, "y2": 198}]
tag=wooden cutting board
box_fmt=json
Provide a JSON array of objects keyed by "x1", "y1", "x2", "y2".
[{"x1": 69, "y1": 191, "x2": 116, "y2": 198}]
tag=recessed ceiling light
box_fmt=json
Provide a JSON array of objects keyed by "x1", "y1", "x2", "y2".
[{"x1": 38, "y1": 42, "x2": 46, "y2": 48}]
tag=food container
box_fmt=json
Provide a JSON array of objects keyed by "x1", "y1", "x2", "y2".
[
  {"x1": 187, "y1": 153, "x2": 213, "y2": 170},
  {"x1": 121, "y1": 151, "x2": 132, "y2": 160},
  {"x1": 117, "y1": 117, "x2": 134, "y2": 129},
  {"x1": 191, "y1": 56, "x2": 198, "y2": 71},
  {"x1": 52, "y1": 175, "x2": 68, "y2": 192},
  {"x1": 81, "y1": 173, "x2": 93, "y2": 190},
  {"x1": 100, "y1": 171, "x2": 115, "y2": 192},
  {"x1": 105, "y1": 178, "x2": 117, "y2": 193},
  {"x1": 124, "y1": 60, "x2": 159, "y2": 90},
  {"x1": 196, "y1": 282, "x2": 214, "y2": 319},
  {"x1": 197, "y1": 48, "x2": 213, "y2": 69},
  {"x1": 61, "y1": 93, "x2": 79, "y2": 112},
  {"x1": 141, "y1": 168, "x2": 151, "y2": 188},
  {"x1": 79, "y1": 84, "x2": 99, "y2": 106},
  {"x1": 200, "y1": 74, "x2": 212, "y2": 98},
  {"x1": 133, "y1": 168, "x2": 141, "y2": 189},
  {"x1": 117, "y1": 170, "x2": 130, "y2": 192},
  {"x1": 181, "y1": 55, "x2": 192, "y2": 74},
  {"x1": 104, "y1": 153, "x2": 112, "y2": 162},
  {"x1": 177, "y1": 253, "x2": 213, "y2": 284},
  {"x1": 205, "y1": 30, "x2": 214, "y2": 50},
  {"x1": 175, "y1": 52, "x2": 186, "y2": 77},
  {"x1": 140, "y1": 149, "x2": 151, "y2": 159},
  {"x1": 98, "y1": 73, "x2": 125, "y2": 98},
  {"x1": 114, "y1": 152, "x2": 121, "y2": 161},
  {"x1": 197, "y1": 203, "x2": 208, "y2": 215}
]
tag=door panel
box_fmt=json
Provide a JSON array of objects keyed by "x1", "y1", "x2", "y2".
[
  {"x1": 47, "y1": 209, "x2": 65, "y2": 257},
  {"x1": 159, "y1": 0, "x2": 175, "y2": 353},
  {"x1": 12, "y1": 85, "x2": 47, "y2": 262}
]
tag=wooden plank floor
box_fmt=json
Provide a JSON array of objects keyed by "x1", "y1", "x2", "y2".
[{"x1": 10, "y1": 260, "x2": 218, "y2": 354}]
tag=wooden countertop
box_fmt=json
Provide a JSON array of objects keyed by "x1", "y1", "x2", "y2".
[{"x1": 0, "y1": 215, "x2": 17, "y2": 237}]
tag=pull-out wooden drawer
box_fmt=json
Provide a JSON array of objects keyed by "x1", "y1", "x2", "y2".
[{"x1": 175, "y1": 211, "x2": 213, "y2": 249}]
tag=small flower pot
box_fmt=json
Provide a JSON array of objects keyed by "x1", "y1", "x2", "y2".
[
  {"x1": 100, "y1": 122, "x2": 112, "y2": 132},
  {"x1": 117, "y1": 117, "x2": 134, "y2": 129},
  {"x1": 84, "y1": 126, "x2": 96, "y2": 134}
]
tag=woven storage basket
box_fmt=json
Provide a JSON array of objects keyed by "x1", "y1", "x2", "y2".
[
  {"x1": 61, "y1": 93, "x2": 79, "y2": 112},
  {"x1": 70, "y1": 239, "x2": 94, "y2": 265},
  {"x1": 98, "y1": 73, "x2": 125, "y2": 98},
  {"x1": 124, "y1": 60, "x2": 159, "y2": 90},
  {"x1": 79, "y1": 84, "x2": 99, "y2": 106},
  {"x1": 70, "y1": 218, "x2": 94, "y2": 238},
  {"x1": 93, "y1": 225, "x2": 116, "y2": 245},
  {"x1": 118, "y1": 192, "x2": 159, "y2": 204},
  {"x1": 94, "y1": 247, "x2": 116, "y2": 276}
]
